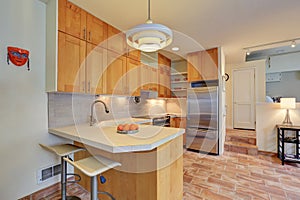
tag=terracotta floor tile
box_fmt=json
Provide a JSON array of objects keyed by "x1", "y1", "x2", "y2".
[
  {"x1": 200, "y1": 188, "x2": 232, "y2": 200},
  {"x1": 21, "y1": 149, "x2": 300, "y2": 200}
]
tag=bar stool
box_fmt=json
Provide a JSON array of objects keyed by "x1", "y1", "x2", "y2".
[
  {"x1": 39, "y1": 143, "x2": 86, "y2": 200},
  {"x1": 63, "y1": 155, "x2": 121, "y2": 200}
]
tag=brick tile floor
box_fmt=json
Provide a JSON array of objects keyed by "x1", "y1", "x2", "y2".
[{"x1": 21, "y1": 151, "x2": 300, "y2": 200}]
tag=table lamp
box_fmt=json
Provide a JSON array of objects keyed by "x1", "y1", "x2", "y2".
[{"x1": 281, "y1": 98, "x2": 296, "y2": 125}]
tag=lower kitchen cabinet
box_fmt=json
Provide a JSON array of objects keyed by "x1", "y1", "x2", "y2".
[{"x1": 171, "y1": 117, "x2": 186, "y2": 146}]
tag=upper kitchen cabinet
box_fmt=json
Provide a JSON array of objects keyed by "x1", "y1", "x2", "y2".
[
  {"x1": 103, "y1": 50, "x2": 127, "y2": 95},
  {"x1": 85, "y1": 43, "x2": 107, "y2": 94},
  {"x1": 86, "y1": 13, "x2": 108, "y2": 46},
  {"x1": 57, "y1": 32, "x2": 86, "y2": 92},
  {"x1": 187, "y1": 47, "x2": 219, "y2": 82},
  {"x1": 107, "y1": 25, "x2": 126, "y2": 54},
  {"x1": 127, "y1": 48, "x2": 141, "y2": 61},
  {"x1": 126, "y1": 58, "x2": 141, "y2": 96},
  {"x1": 58, "y1": 0, "x2": 86, "y2": 40},
  {"x1": 158, "y1": 53, "x2": 171, "y2": 97}
]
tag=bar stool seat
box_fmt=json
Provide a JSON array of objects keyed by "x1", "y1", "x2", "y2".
[
  {"x1": 39, "y1": 143, "x2": 85, "y2": 200},
  {"x1": 64, "y1": 155, "x2": 121, "y2": 200}
]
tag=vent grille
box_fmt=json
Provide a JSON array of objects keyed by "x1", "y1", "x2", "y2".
[{"x1": 37, "y1": 163, "x2": 61, "y2": 184}]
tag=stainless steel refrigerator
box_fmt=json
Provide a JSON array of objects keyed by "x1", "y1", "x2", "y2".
[{"x1": 186, "y1": 81, "x2": 219, "y2": 155}]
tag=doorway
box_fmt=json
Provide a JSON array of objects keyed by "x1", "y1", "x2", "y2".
[{"x1": 233, "y1": 68, "x2": 255, "y2": 130}]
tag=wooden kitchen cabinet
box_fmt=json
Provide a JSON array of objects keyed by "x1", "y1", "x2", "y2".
[
  {"x1": 127, "y1": 48, "x2": 141, "y2": 61},
  {"x1": 187, "y1": 51, "x2": 201, "y2": 82},
  {"x1": 187, "y1": 48, "x2": 219, "y2": 82},
  {"x1": 103, "y1": 50, "x2": 127, "y2": 95},
  {"x1": 126, "y1": 57, "x2": 141, "y2": 96},
  {"x1": 86, "y1": 13, "x2": 108, "y2": 46},
  {"x1": 158, "y1": 53, "x2": 171, "y2": 97},
  {"x1": 57, "y1": 32, "x2": 86, "y2": 92},
  {"x1": 85, "y1": 43, "x2": 107, "y2": 94},
  {"x1": 58, "y1": 0, "x2": 86, "y2": 40},
  {"x1": 170, "y1": 117, "x2": 187, "y2": 146},
  {"x1": 107, "y1": 25, "x2": 126, "y2": 54}
]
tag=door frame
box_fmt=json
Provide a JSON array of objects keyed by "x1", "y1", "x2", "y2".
[{"x1": 232, "y1": 67, "x2": 256, "y2": 130}]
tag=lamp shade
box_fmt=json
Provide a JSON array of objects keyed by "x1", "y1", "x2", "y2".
[
  {"x1": 280, "y1": 98, "x2": 296, "y2": 109},
  {"x1": 126, "y1": 22, "x2": 173, "y2": 52}
]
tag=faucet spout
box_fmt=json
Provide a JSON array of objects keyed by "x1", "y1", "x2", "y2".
[{"x1": 90, "y1": 100, "x2": 109, "y2": 126}]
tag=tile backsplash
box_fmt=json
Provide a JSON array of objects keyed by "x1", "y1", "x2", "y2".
[{"x1": 48, "y1": 92, "x2": 170, "y2": 128}]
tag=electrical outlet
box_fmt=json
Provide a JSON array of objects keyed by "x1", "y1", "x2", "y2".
[{"x1": 37, "y1": 163, "x2": 61, "y2": 184}]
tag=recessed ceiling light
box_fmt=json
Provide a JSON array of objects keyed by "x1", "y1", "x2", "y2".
[
  {"x1": 172, "y1": 47, "x2": 180, "y2": 51},
  {"x1": 246, "y1": 49, "x2": 251, "y2": 55},
  {"x1": 291, "y1": 40, "x2": 296, "y2": 48}
]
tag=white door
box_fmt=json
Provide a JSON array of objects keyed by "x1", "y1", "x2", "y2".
[{"x1": 233, "y1": 68, "x2": 255, "y2": 129}]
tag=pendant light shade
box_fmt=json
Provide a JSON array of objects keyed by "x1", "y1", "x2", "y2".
[{"x1": 126, "y1": 0, "x2": 173, "y2": 52}]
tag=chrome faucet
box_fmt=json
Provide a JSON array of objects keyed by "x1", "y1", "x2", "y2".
[{"x1": 90, "y1": 100, "x2": 109, "y2": 126}]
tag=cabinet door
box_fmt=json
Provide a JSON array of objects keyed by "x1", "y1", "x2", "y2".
[
  {"x1": 158, "y1": 53, "x2": 171, "y2": 97},
  {"x1": 86, "y1": 43, "x2": 107, "y2": 94},
  {"x1": 104, "y1": 51, "x2": 127, "y2": 94},
  {"x1": 150, "y1": 67, "x2": 158, "y2": 91},
  {"x1": 200, "y1": 48, "x2": 218, "y2": 80},
  {"x1": 86, "y1": 13, "x2": 108, "y2": 46},
  {"x1": 126, "y1": 58, "x2": 141, "y2": 96},
  {"x1": 58, "y1": 32, "x2": 86, "y2": 92},
  {"x1": 140, "y1": 64, "x2": 150, "y2": 90},
  {"x1": 58, "y1": 0, "x2": 86, "y2": 40},
  {"x1": 127, "y1": 48, "x2": 141, "y2": 61},
  {"x1": 187, "y1": 52, "x2": 201, "y2": 82},
  {"x1": 170, "y1": 117, "x2": 187, "y2": 145},
  {"x1": 108, "y1": 25, "x2": 126, "y2": 54}
]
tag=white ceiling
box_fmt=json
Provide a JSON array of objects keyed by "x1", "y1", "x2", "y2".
[{"x1": 70, "y1": 0, "x2": 300, "y2": 64}]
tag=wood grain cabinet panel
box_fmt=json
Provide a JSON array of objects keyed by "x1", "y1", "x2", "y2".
[
  {"x1": 201, "y1": 48, "x2": 218, "y2": 80},
  {"x1": 103, "y1": 51, "x2": 127, "y2": 95},
  {"x1": 127, "y1": 48, "x2": 141, "y2": 61},
  {"x1": 86, "y1": 13, "x2": 108, "y2": 46},
  {"x1": 58, "y1": 0, "x2": 86, "y2": 40},
  {"x1": 58, "y1": 32, "x2": 86, "y2": 92},
  {"x1": 108, "y1": 25, "x2": 126, "y2": 54},
  {"x1": 158, "y1": 53, "x2": 171, "y2": 97},
  {"x1": 126, "y1": 57, "x2": 141, "y2": 96},
  {"x1": 187, "y1": 48, "x2": 218, "y2": 82},
  {"x1": 85, "y1": 43, "x2": 107, "y2": 94},
  {"x1": 187, "y1": 51, "x2": 201, "y2": 82},
  {"x1": 171, "y1": 117, "x2": 186, "y2": 146}
]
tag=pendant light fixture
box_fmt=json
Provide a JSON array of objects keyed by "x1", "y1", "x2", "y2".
[{"x1": 126, "y1": 0, "x2": 173, "y2": 52}]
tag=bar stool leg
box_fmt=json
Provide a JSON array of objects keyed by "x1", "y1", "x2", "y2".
[
  {"x1": 61, "y1": 156, "x2": 67, "y2": 200},
  {"x1": 91, "y1": 176, "x2": 98, "y2": 200}
]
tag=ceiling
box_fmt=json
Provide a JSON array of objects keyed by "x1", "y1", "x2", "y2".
[{"x1": 70, "y1": 0, "x2": 300, "y2": 64}]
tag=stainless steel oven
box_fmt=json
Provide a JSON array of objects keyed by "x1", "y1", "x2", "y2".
[{"x1": 132, "y1": 115, "x2": 171, "y2": 127}]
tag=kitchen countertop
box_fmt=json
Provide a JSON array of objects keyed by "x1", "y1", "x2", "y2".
[{"x1": 49, "y1": 123, "x2": 184, "y2": 153}]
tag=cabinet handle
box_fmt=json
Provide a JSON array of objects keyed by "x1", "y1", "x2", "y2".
[
  {"x1": 89, "y1": 31, "x2": 91, "y2": 41},
  {"x1": 82, "y1": 81, "x2": 85, "y2": 92},
  {"x1": 88, "y1": 81, "x2": 91, "y2": 92},
  {"x1": 83, "y1": 28, "x2": 86, "y2": 40}
]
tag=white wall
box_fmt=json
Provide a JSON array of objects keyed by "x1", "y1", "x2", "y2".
[
  {"x1": 225, "y1": 60, "x2": 266, "y2": 128},
  {"x1": 256, "y1": 103, "x2": 300, "y2": 152},
  {"x1": 0, "y1": 0, "x2": 65, "y2": 199}
]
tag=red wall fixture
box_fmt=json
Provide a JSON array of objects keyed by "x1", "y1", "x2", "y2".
[{"x1": 7, "y1": 46, "x2": 30, "y2": 71}]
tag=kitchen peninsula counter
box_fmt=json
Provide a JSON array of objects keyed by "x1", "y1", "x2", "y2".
[{"x1": 49, "y1": 123, "x2": 184, "y2": 200}]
